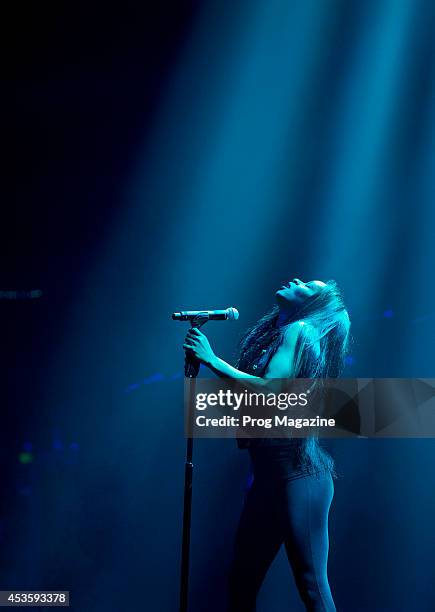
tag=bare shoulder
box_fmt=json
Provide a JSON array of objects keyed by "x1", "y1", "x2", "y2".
[
  {"x1": 282, "y1": 321, "x2": 306, "y2": 345},
  {"x1": 263, "y1": 322, "x2": 303, "y2": 378},
  {"x1": 284, "y1": 320, "x2": 320, "y2": 355}
]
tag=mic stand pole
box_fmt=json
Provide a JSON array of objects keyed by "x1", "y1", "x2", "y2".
[{"x1": 180, "y1": 313, "x2": 209, "y2": 612}]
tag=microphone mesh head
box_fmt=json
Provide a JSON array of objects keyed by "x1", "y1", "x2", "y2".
[{"x1": 227, "y1": 307, "x2": 239, "y2": 320}]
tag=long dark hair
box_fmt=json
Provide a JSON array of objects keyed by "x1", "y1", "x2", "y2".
[{"x1": 235, "y1": 280, "x2": 351, "y2": 476}]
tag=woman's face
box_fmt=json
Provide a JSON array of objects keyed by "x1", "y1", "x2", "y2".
[{"x1": 275, "y1": 278, "x2": 326, "y2": 309}]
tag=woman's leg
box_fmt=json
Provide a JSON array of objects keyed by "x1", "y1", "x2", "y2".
[
  {"x1": 227, "y1": 479, "x2": 284, "y2": 612},
  {"x1": 282, "y1": 471, "x2": 336, "y2": 612}
]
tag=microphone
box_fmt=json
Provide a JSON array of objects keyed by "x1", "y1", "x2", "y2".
[{"x1": 172, "y1": 307, "x2": 239, "y2": 321}]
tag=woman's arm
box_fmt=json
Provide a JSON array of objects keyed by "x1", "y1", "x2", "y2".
[
  {"x1": 207, "y1": 354, "x2": 262, "y2": 380},
  {"x1": 183, "y1": 327, "x2": 260, "y2": 381},
  {"x1": 183, "y1": 324, "x2": 301, "y2": 390}
]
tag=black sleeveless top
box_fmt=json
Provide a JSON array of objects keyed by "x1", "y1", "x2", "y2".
[
  {"x1": 236, "y1": 343, "x2": 294, "y2": 450},
  {"x1": 236, "y1": 344, "x2": 332, "y2": 481}
]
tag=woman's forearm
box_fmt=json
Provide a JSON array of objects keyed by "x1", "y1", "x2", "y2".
[
  {"x1": 205, "y1": 355, "x2": 258, "y2": 379},
  {"x1": 204, "y1": 355, "x2": 271, "y2": 394}
]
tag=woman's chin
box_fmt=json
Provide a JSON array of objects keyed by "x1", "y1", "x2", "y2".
[{"x1": 276, "y1": 290, "x2": 293, "y2": 303}]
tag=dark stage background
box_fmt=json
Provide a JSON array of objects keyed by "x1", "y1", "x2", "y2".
[{"x1": 5, "y1": 1, "x2": 435, "y2": 610}]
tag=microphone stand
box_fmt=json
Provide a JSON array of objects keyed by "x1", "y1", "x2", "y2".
[{"x1": 180, "y1": 313, "x2": 209, "y2": 612}]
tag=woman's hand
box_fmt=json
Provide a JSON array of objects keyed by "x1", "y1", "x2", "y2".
[{"x1": 183, "y1": 327, "x2": 216, "y2": 366}]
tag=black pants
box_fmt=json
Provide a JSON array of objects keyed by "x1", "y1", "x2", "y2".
[{"x1": 227, "y1": 469, "x2": 336, "y2": 611}]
